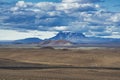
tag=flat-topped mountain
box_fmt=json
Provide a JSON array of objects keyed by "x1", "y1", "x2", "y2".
[
  {"x1": 49, "y1": 31, "x2": 86, "y2": 43},
  {"x1": 14, "y1": 38, "x2": 42, "y2": 44}
]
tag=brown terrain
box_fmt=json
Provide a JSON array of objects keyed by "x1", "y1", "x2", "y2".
[{"x1": 0, "y1": 47, "x2": 120, "y2": 80}]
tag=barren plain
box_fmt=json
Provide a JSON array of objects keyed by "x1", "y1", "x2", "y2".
[{"x1": 0, "y1": 48, "x2": 120, "y2": 80}]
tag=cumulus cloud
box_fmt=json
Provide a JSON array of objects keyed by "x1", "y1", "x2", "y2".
[
  {"x1": 62, "y1": 0, "x2": 103, "y2": 3},
  {"x1": 109, "y1": 13, "x2": 120, "y2": 22},
  {"x1": 16, "y1": 1, "x2": 27, "y2": 8},
  {"x1": 0, "y1": 29, "x2": 57, "y2": 40},
  {"x1": 0, "y1": 0, "x2": 120, "y2": 38},
  {"x1": 51, "y1": 26, "x2": 68, "y2": 31}
]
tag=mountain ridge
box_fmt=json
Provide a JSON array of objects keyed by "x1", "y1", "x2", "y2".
[
  {"x1": 0, "y1": 32, "x2": 120, "y2": 45},
  {"x1": 49, "y1": 32, "x2": 120, "y2": 44}
]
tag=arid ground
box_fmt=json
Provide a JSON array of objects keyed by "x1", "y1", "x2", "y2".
[{"x1": 0, "y1": 48, "x2": 120, "y2": 80}]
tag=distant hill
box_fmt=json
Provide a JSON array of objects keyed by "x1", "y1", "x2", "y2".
[
  {"x1": 40, "y1": 40, "x2": 73, "y2": 46},
  {"x1": 0, "y1": 41, "x2": 13, "y2": 45},
  {"x1": 14, "y1": 38, "x2": 42, "y2": 44}
]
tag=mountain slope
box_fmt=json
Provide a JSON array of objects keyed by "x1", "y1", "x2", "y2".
[
  {"x1": 49, "y1": 32, "x2": 120, "y2": 44},
  {"x1": 40, "y1": 40, "x2": 73, "y2": 46},
  {"x1": 50, "y1": 31, "x2": 86, "y2": 43}
]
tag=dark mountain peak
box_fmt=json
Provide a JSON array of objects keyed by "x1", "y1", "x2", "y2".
[
  {"x1": 49, "y1": 31, "x2": 86, "y2": 43},
  {"x1": 57, "y1": 31, "x2": 85, "y2": 38}
]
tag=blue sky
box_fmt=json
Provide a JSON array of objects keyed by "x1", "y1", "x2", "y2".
[
  {"x1": 101, "y1": 0, "x2": 120, "y2": 12},
  {"x1": 0, "y1": 0, "x2": 120, "y2": 40}
]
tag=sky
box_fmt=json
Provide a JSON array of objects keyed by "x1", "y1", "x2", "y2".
[{"x1": 0, "y1": 0, "x2": 120, "y2": 40}]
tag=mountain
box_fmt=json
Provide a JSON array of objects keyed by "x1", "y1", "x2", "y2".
[
  {"x1": 49, "y1": 31, "x2": 86, "y2": 43},
  {"x1": 0, "y1": 41, "x2": 14, "y2": 45},
  {"x1": 40, "y1": 40, "x2": 73, "y2": 46},
  {"x1": 49, "y1": 32, "x2": 120, "y2": 44},
  {"x1": 0, "y1": 32, "x2": 120, "y2": 47},
  {"x1": 14, "y1": 38, "x2": 42, "y2": 44}
]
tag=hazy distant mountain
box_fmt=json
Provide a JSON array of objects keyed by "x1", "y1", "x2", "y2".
[
  {"x1": 0, "y1": 41, "x2": 13, "y2": 45},
  {"x1": 0, "y1": 32, "x2": 120, "y2": 47},
  {"x1": 49, "y1": 31, "x2": 86, "y2": 43},
  {"x1": 49, "y1": 32, "x2": 120, "y2": 44},
  {"x1": 14, "y1": 38, "x2": 42, "y2": 44}
]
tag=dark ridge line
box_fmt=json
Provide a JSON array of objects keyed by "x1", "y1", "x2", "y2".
[{"x1": 0, "y1": 66, "x2": 120, "y2": 71}]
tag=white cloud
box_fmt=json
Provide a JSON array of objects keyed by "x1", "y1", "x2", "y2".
[
  {"x1": 102, "y1": 35, "x2": 120, "y2": 39},
  {"x1": 62, "y1": 0, "x2": 102, "y2": 3},
  {"x1": 56, "y1": 3, "x2": 99, "y2": 12},
  {"x1": 0, "y1": 29, "x2": 57, "y2": 40},
  {"x1": 10, "y1": 7, "x2": 19, "y2": 11},
  {"x1": 52, "y1": 26, "x2": 68, "y2": 31},
  {"x1": 0, "y1": 0, "x2": 120, "y2": 39},
  {"x1": 62, "y1": 0, "x2": 77, "y2": 3},
  {"x1": 109, "y1": 13, "x2": 120, "y2": 22},
  {"x1": 16, "y1": 1, "x2": 27, "y2": 8}
]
